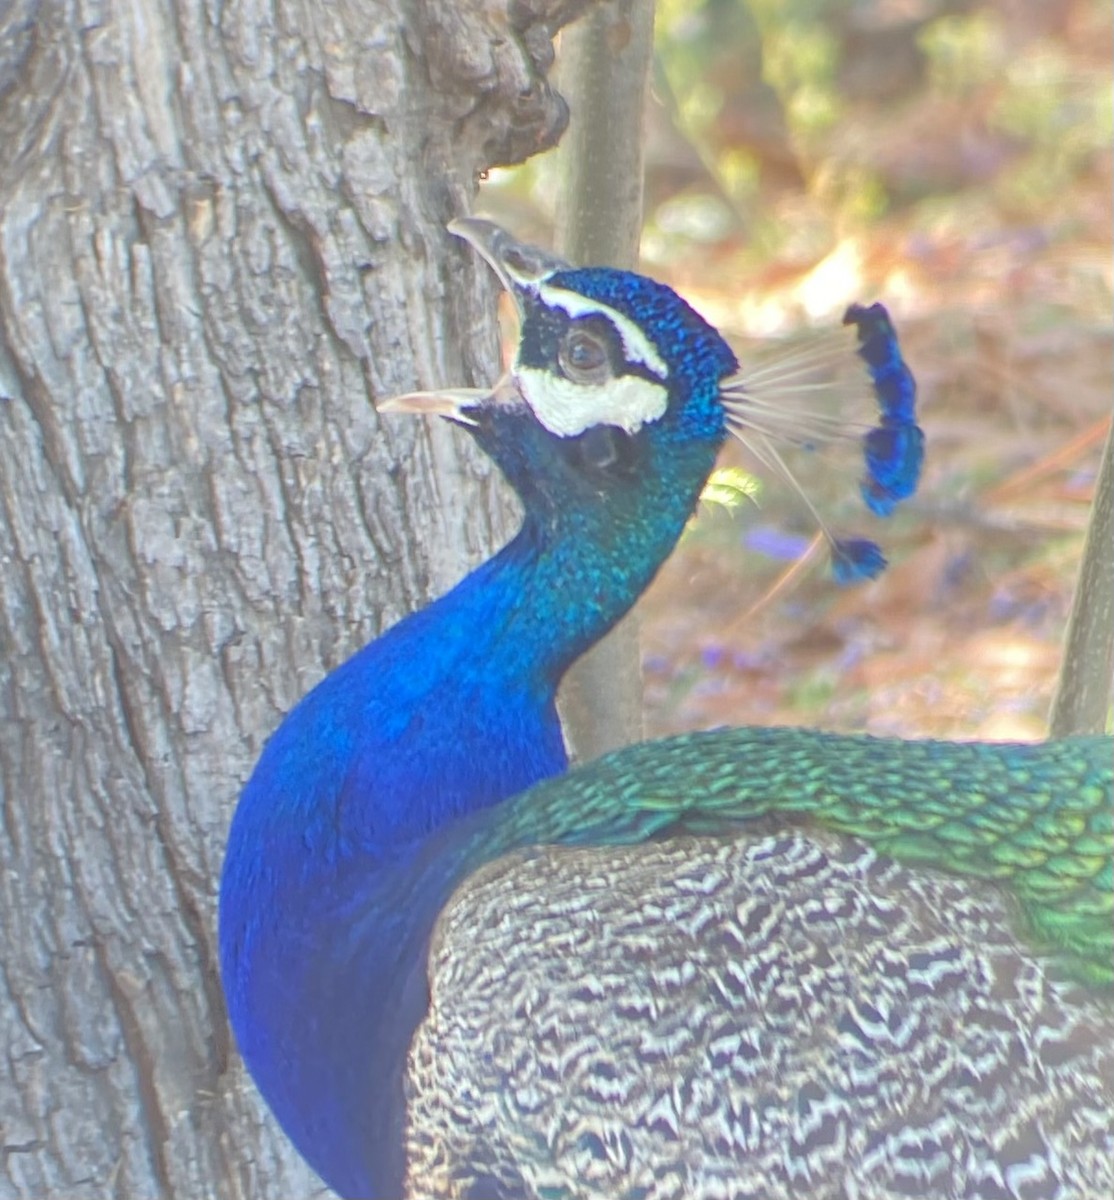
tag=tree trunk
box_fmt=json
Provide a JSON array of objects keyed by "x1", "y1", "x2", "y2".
[
  {"x1": 554, "y1": 0, "x2": 656, "y2": 763},
  {"x1": 0, "y1": 1, "x2": 589, "y2": 1195},
  {"x1": 1048, "y1": 415, "x2": 1114, "y2": 736}
]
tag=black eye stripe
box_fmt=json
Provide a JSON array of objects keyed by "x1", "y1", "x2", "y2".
[{"x1": 518, "y1": 303, "x2": 663, "y2": 386}]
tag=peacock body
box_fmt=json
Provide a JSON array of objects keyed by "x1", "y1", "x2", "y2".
[
  {"x1": 408, "y1": 729, "x2": 1113, "y2": 1197},
  {"x1": 218, "y1": 220, "x2": 1114, "y2": 1199}
]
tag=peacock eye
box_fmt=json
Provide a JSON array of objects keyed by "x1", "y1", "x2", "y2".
[{"x1": 559, "y1": 326, "x2": 610, "y2": 384}]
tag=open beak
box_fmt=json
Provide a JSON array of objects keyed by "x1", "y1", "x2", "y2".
[
  {"x1": 377, "y1": 219, "x2": 561, "y2": 423},
  {"x1": 376, "y1": 373, "x2": 522, "y2": 426}
]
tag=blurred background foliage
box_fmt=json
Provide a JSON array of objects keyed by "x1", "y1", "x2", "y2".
[{"x1": 478, "y1": 0, "x2": 1112, "y2": 742}]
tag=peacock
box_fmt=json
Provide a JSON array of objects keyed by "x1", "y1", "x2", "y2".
[{"x1": 218, "y1": 219, "x2": 1114, "y2": 1200}]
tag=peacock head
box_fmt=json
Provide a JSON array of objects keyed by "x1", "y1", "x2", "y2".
[{"x1": 381, "y1": 219, "x2": 922, "y2": 582}]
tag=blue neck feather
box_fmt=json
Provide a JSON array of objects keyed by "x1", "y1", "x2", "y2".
[
  {"x1": 219, "y1": 446, "x2": 726, "y2": 1196},
  {"x1": 219, "y1": 266, "x2": 736, "y2": 1196},
  {"x1": 217, "y1": 258, "x2": 926, "y2": 1195}
]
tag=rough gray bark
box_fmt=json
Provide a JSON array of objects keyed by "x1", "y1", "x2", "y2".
[
  {"x1": 0, "y1": 0, "x2": 591, "y2": 1195},
  {"x1": 554, "y1": 0, "x2": 656, "y2": 763}
]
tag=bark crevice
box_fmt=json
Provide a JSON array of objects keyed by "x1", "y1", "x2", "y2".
[{"x1": 0, "y1": 1, "x2": 591, "y2": 1194}]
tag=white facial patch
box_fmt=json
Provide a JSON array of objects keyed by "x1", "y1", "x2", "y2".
[
  {"x1": 516, "y1": 364, "x2": 668, "y2": 437},
  {"x1": 534, "y1": 281, "x2": 670, "y2": 380}
]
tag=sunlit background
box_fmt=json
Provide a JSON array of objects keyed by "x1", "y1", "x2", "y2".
[{"x1": 479, "y1": 0, "x2": 1112, "y2": 741}]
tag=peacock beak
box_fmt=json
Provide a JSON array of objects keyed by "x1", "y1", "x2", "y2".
[
  {"x1": 376, "y1": 373, "x2": 523, "y2": 427},
  {"x1": 378, "y1": 220, "x2": 563, "y2": 425},
  {"x1": 448, "y1": 217, "x2": 568, "y2": 313}
]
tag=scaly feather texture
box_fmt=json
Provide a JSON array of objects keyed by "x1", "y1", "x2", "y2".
[
  {"x1": 219, "y1": 220, "x2": 1113, "y2": 1199},
  {"x1": 410, "y1": 830, "x2": 1113, "y2": 1199},
  {"x1": 402, "y1": 731, "x2": 1112, "y2": 1198},
  {"x1": 463, "y1": 729, "x2": 1114, "y2": 986}
]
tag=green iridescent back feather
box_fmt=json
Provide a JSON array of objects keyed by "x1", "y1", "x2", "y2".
[{"x1": 479, "y1": 728, "x2": 1113, "y2": 986}]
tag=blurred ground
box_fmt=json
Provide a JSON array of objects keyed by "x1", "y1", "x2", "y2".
[{"x1": 482, "y1": 0, "x2": 1112, "y2": 741}]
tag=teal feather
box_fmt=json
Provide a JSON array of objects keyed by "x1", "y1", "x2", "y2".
[
  {"x1": 403, "y1": 735, "x2": 1112, "y2": 1197},
  {"x1": 409, "y1": 828, "x2": 1113, "y2": 1198},
  {"x1": 393, "y1": 228, "x2": 1114, "y2": 1198},
  {"x1": 476, "y1": 728, "x2": 1113, "y2": 985},
  {"x1": 223, "y1": 219, "x2": 1114, "y2": 1199}
]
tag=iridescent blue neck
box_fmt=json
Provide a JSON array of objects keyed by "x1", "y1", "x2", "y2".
[{"x1": 218, "y1": 425, "x2": 722, "y2": 1197}]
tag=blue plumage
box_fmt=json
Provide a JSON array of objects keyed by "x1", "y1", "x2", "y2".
[
  {"x1": 845, "y1": 302, "x2": 918, "y2": 424},
  {"x1": 830, "y1": 535, "x2": 889, "y2": 584},
  {"x1": 219, "y1": 548, "x2": 572, "y2": 1194},
  {"x1": 218, "y1": 222, "x2": 930, "y2": 1196},
  {"x1": 549, "y1": 266, "x2": 740, "y2": 437},
  {"x1": 862, "y1": 419, "x2": 925, "y2": 514},
  {"x1": 219, "y1": 244, "x2": 738, "y2": 1196},
  {"x1": 844, "y1": 302, "x2": 924, "y2": 519}
]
